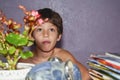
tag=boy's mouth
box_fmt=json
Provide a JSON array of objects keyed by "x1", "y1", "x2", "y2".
[{"x1": 42, "y1": 41, "x2": 51, "y2": 44}]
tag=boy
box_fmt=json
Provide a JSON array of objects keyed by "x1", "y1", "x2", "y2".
[{"x1": 20, "y1": 8, "x2": 91, "y2": 80}]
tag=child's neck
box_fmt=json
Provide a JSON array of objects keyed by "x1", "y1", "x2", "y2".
[{"x1": 33, "y1": 48, "x2": 55, "y2": 61}]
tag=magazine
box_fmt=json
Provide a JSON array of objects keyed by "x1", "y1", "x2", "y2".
[
  {"x1": 90, "y1": 54, "x2": 120, "y2": 70},
  {"x1": 88, "y1": 59, "x2": 120, "y2": 79},
  {"x1": 105, "y1": 52, "x2": 120, "y2": 59}
]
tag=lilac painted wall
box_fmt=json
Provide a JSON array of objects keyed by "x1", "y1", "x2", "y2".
[{"x1": 0, "y1": 0, "x2": 120, "y2": 67}]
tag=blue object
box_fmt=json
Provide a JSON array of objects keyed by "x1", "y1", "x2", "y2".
[{"x1": 26, "y1": 58, "x2": 81, "y2": 80}]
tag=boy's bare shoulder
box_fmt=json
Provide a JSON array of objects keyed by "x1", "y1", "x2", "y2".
[
  {"x1": 54, "y1": 48, "x2": 74, "y2": 61},
  {"x1": 55, "y1": 48, "x2": 71, "y2": 55}
]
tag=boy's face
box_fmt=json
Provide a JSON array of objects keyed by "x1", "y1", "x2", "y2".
[{"x1": 32, "y1": 22, "x2": 61, "y2": 52}]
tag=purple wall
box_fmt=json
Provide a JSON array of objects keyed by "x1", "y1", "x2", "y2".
[{"x1": 1, "y1": 0, "x2": 120, "y2": 67}]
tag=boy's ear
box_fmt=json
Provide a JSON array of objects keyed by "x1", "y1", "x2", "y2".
[{"x1": 57, "y1": 34, "x2": 62, "y2": 41}]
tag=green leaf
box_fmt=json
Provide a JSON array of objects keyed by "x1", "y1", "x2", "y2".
[
  {"x1": 6, "y1": 33, "x2": 28, "y2": 47},
  {"x1": 8, "y1": 46, "x2": 16, "y2": 55},
  {"x1": 0, "y1": 43, "x2": 6, "y2": 49},
  {"x1": 0, "y1": 49, "x2": 7, "y2": 54},
  {"x1": 27, "y1": 40, "x2": 34, "y2": 46},
  {"x1": 0, "y1": 43, "x2": 4, "y2": 50},
  {"x1": 20, "y1": 51, "x2": 33, "y2": 59},
  {"x1": 22, "y1": 30, "x2": 28, "y2": 36},
  {"x1": 0, "y1": 60, "x2": 6, "y2": 68}
]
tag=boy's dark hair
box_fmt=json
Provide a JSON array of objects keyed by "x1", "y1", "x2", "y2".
[{"x1": 37, "y1": 8, "x2": 63, "y2": 35}]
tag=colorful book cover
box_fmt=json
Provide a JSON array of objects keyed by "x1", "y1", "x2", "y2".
[
  {"x1": 88, "y1": 54, "x2": 120, "y2": 79},
  {"x1": 90, "y1": 54, "x2": 120, "y2": 70},
  {"x1": 88, "y1": 59, "x2": 120, "y2": 74},
  {"x1": 89, "y1": 69, "x2": 113, "y2": 80},
  {"x1": 88, "y1": 60, "x2": 119, "y2": 79}
]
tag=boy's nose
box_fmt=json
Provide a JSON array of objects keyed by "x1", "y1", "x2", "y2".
[{"x1": 43, "y1": 31, "x2": 49, "y2": 37}]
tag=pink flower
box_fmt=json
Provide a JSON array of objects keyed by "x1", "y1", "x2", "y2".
[
  {"x1": 38, "y1": 19, "x2": 44, "y2": 24},
  {"x1": 31, "y1": 10, "x2": 40, "y2": 19}
]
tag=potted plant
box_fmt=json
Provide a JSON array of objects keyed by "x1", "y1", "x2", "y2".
[{"x1": 0, "y1": 5, "x2": 38, "y2": 80}]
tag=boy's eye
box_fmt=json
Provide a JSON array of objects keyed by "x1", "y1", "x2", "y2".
[
  {"x1": 50, "y1": 28, "x2": 55, "y2": 32},
  {"x1": 37, "y1": 28, "x2": 42, "y2": 32}
]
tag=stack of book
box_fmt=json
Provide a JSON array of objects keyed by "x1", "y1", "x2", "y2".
[{"x1": 87, "y1": 52, "x2": 120, "y2": 80}]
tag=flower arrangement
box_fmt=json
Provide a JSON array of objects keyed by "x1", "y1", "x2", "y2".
[{"x1": 0, "y1": 5, "x2": 41, "y2": 70}]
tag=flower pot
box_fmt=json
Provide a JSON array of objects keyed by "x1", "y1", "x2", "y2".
[{"x1": 0, "y1": 63, "x2": 34, "y2": 80}]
